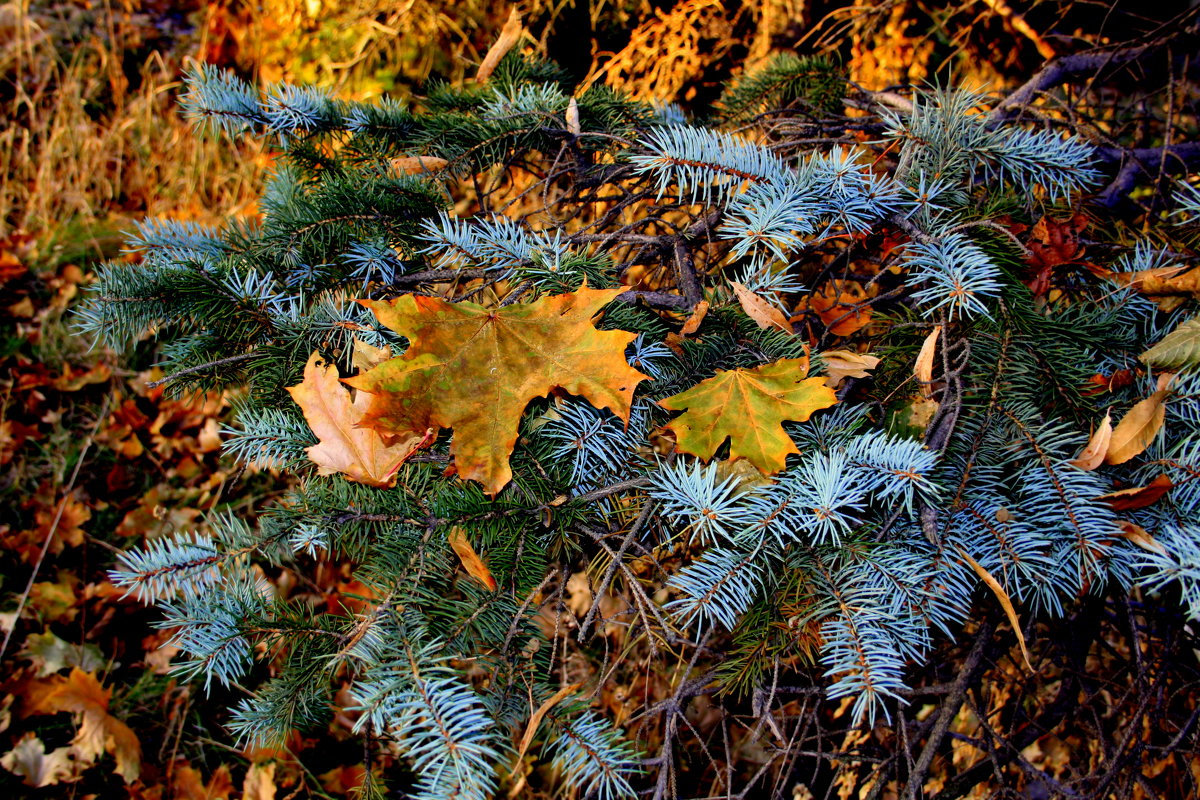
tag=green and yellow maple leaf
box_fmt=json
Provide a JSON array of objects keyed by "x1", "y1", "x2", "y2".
[
  {"x1": 659, "y1": 358, "x2": 837, "y2": 474},
  {"x1": 347, "y1": 287, "x2": 649, "y2": 496}
]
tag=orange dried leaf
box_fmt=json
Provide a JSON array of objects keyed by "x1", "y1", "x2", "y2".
[
  {"x1": 348, "y1": 288, "x2": 648, "y2": 496},
  {"x1": 477, "y1": 8, "x2": 523, "y2": 83},
  {"x1": 914, "y1": 326, "x2": 940, "y2": 398},
  {"x1": 1104, "y1": 381, "x2": 1172, "y2": 465},
  {"x1": 448, "y1": 527, "x2": 498, "y2": 591},
  {"x1": 679, "y1": 300, "x2": 709, "y2": 336},
  {"x1": 731, "y1": 282, "x2": 791, "y2": 333},
  {"x1": 1098, "y1": 475, "x2": 1174, "y2": 511},
  {"x1": 1069, "y1": 411, "x2": 1112, "y2": 471},
  {"x1": 287, "y1": 352, "x2": 423, "y2": 487},
  {"x1": 391, "y1": 155, "x2": 451, "y2": 175},
  {"x1": 809, "y1": 282, "x2": 871, "y2": 336},
  {"x1": 659, "y1": 358, "x2": 837, "y2": 474}
]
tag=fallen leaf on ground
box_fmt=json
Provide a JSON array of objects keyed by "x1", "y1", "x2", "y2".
[
  {"x1": 1069, "y1": 411, "x2": 1112, "y2": 471},
  {"x1": 731, "y1": 282, "x2": 791, "y2": 333},
  {"x1": 391, "y1": 155, "x2": 451, "y2": 174},
  {"x1": 660, "y1": 358, "x2": 838, "y2": 474},
  {"x1": 819, "y1": 350, "x2": 881, "y2": 388},
  {"x1": 476, "y1": 8, "x2": 523, "y2": 82},
  {"x1": 914, "y1": 326, "x2": 940, "y2": 398},
  {"x1": 448, "y1": 527, "x2": 498, "y2": 591},
  {"x1": 679, "y1": 300, "x2": 709, "y2": 336},
  {"x1": 1139, "y1": 317, "x2": 1200, "y2": 371},
  {"x1": 1098, "y1": 475, "x2": 1174, "y2": 511},
  {"x1": 349, "y1": 287, "x2": 648, "y2": 496},
  {"x1": 508, "y1": 683, "x2": 582, "y2": 798},
  {"x1": 241, "y1": 761, "x2": 276, "y2": 800},
  {"x1": 808, "y1": 282, "x2": 872, "y2": 336},
  {"x1": 26, "y1": 668, "x2": 141, "y2": 783},
  {"x1": 0, "y1": 734, "x2": 78, "y2": 787},
  {"x1": 1113, "y1": 521, "x2": 1168, "y2": 555},
  {"x1": 1104, "y1": 378, "x2": 1173, "y2": 465},
  {"x1": 958, "y1": 549, "x2": 1033, "y2": 671},
  {"x1": 287, "y1": 352, "x2": 425, "y2": 487}
]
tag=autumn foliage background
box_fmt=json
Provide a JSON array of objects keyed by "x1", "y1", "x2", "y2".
[{"x1": 2, "y1": 1, "x2": 1200, "y2": 799}]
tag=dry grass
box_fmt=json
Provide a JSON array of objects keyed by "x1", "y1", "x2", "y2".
[{"x1": 0, "y1": 1, "x2": 270, "y2": 245}]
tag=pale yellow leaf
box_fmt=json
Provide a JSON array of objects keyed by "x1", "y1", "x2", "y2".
[
  {"x1": 1069, "y1": 410, "x2": 1112, "y2": 471},
  {"x1": 914, "y1": 325, "x2": 940, "y2": 398},
  {"x1": 820, "y1": 350, "x2": 880, "y2": 388},
  {"x1": 731, "y1": 282, "x2": 791, "y2": 333},
  {"x1": 0, "y1": 735, "x2": 79, "y2": 787},
  {"x1": 1104, "y1": 380, "x2": 1173, "y2": 465},
  {"x1": 287, "y1": 352, "x2": 425, "y2": 487},
  {"x1": 351, "y1": 337, "x2": 392, "y2": 374},
  {"x1": 566, "y1": 97, "x2": 581, "y2": 136},
  {"x1": 958, "y1": 549, "x2": 1033, "y2": 671},
  {"x1": 242, "y1": 762, "x2": 276, "y2": 800},
  {"x1": 476, "y1": 8, "x2": 523, "y2": 83}
]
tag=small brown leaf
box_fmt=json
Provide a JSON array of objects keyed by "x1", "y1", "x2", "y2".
[
  {"x1": 914, "y1": 326, "x2": 940, "y2": 398},
  {"x1": 1069, "y1": 411, "x2": 1112, "y2": 471},
  {"x1": 1104, "y1": 378, "x2": 1173, "y2": 465},
  {"x1": 391, "y1": 155, "x2": 450, "y2": 175},
  {"x1": 448, "y1": 527, "x2": 498, "y2": 591},
  {"x1": 287, "y1": 352, "x2": 424, "y2": 487},
  {"x1": 477, "y1": 8, "x2": 523, "y2": 83},
  {"x1": 958, "y1": 549, "x2": 1033, "y2": 671},
  {"x1": 731, "y1": 282, "x2": 791, "y2": 333},
  {"x1": 820, "y1": 350, "x2": 880, "y2": 388},
  {"x1": 1114, "y1": 520, "x2": 1168, "y2": 555},
  {"x1": 1098, "y1": 474, "x2": 1174, "y2": 511}
]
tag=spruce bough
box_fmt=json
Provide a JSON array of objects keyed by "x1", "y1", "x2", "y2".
[{"x1": 84, "y1": 49, "x2": 1200, "y2": 799}]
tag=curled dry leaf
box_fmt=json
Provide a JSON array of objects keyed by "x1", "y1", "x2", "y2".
[
  {"x1": 566, "y1": 97, "x2": 581, "y2": 136},
  {"x1": 287, "y1": 351, "x2": 425, "y2": 487},
  {"x1": 1104, "y1": 376, "x2": 1173, "y2": 465},
  {"x1": 391, "y1": 155, "x2": 451, "y2": 175},
  {"x1": 448, "y1": 527, "x2": 498, "y2": 591},
  {"x1": 679, "y1": 300, "x2": 709, "y2": 336},
  {"x1": 957, "y1": 549, "x2": 1033, "y2": 671},
  {"x1": 0, "y1": 734, "x2": 78, "y2": 787},
  {"x1": 476, "y1": 7, "x2": 523, "y2": 83},
  {"x1": 820, "y1": 350, "x2": 881, "y2": 388},
  {"x1": 1113, "y1": 520, "x2": 1168, "y2": 555},
  {"x1": 1098, "y1": 474, "x2": 1174, "y2": 511},
  {"x1": 1069, "y1": 410, "x2": 1112, "y2": 471},
  {"x1": 507, "y1": 682, "x2": 582, "y2": 798},
  {"x1": 731, "y1": 281, "x2": 792, "y2": 333},
  {"x1": 914, "y1": 325, "x2": 940, "y2": 398}
]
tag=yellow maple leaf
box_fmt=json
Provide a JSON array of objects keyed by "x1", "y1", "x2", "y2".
[
  {"x1": 287, "y1": 352, "x2": 425, "y2": 487},
  {"x1": 659, "y1": 358, "x2": 838, "y2": 474},
  {"x1": 347, "y1": 287, "x2": 650, "y2": 496}
]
